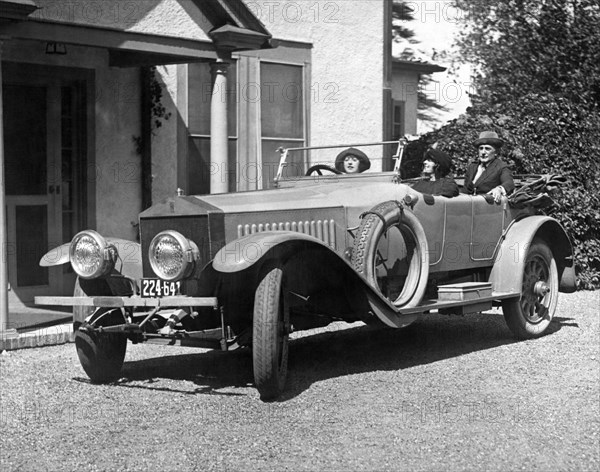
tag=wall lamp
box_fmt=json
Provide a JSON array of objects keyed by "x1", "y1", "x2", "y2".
[{"x1": 45, "y1": 42, "x2": 67, "y2": 55}]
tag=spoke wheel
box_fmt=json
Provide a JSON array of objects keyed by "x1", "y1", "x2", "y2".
[
  {"x1": 502, "y1": 239, "x2": 558, "y2": 339},
  {"x1": 253, "y1": 267, "x2": 290, "y2": 401}
]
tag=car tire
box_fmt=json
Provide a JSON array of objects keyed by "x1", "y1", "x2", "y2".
[
  {"x1": 75, "y1": 309, "x2": 127, "y2": 383},
  {"x1": 352, "y1": 201, "x2": 429, "y2": 308},
  {"x1": 502, "y1": 239, "x2": 558, "y2": 339},
  {"x1": 253, "y1": 266, "x2": 290, "y2": 401}
]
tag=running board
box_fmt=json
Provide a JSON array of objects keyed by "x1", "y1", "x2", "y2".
[{"x1": 397, "y1": 291, "x2": 520, "y2": 315}]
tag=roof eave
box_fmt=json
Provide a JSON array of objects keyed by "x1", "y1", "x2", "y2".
[
  {"x1": 0, "y1": 0, "x2": 38, "y2": 21},
  {"x1": 393, "y1": 59, "x2": 446, "y2": 74},
  {"x1": 209, "y1": 24, "x2": 273, "y2": 52}
]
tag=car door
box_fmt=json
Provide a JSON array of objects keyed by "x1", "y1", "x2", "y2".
[{"x1": 470, "y1": 196, "x2": 506, "y2": 261}]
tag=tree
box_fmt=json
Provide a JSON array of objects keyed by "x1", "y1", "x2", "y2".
[
  {"x1": 453, "y1": 0, "x2": 600, "y2": 109},
  {"x1": 391, "y1": 0, "x2": 416, "y2": 45}
]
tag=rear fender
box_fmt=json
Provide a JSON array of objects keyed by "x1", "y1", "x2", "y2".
[
  {"x1": 213, "y1": 232, "x2": 419, "y2": 328},
  {"x1": 489, "y1": 216, "x2": 575, "y2": 293}
]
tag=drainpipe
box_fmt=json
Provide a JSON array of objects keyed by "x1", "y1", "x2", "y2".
[
  {"x1": 140, "y1": 67, "x2": 152, "y2": 210},
  {"x1": 210, "y1": 55, "x2": 230, "y2": 194},
  {"x1": 0, "y1": 41, "x2": 8, "y2": 330}
]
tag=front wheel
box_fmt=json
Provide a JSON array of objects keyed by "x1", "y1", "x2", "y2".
[
  {"x1": 502, "y1": 239, "x2": 558, "y2": 339},
  {"x1": 75, "y1": 309, "x2": 127, "y2": 383},
  {"x1": 253, "y1": 267, "x2": 290, "y2": 401}
]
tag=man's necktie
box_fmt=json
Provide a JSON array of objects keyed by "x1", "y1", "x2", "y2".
[{"x1": 473, "y1": 163, "x2": 487, "y2": 183}]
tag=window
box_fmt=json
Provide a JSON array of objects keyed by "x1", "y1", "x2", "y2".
[
  {"x1": 187, "y1": 62, "x2": 238, "y2": 194},
  {"x1": 392, "y1": 100, "x2": 405, "y2": 139},
  {"x1": 185, "y1": 55, "x2": 308, "y2": 193},
  {"x1": 260, "y1": 62, "x2": 305, "y2": 188}
]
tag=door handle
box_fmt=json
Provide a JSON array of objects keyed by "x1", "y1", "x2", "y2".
[{"x1": 48, "y1": 185, "x2": 61, "y2": 194}]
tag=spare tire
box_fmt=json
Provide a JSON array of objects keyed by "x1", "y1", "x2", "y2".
[{"x1": 351, "y1": 201, "x2": 429, "y2": 308}]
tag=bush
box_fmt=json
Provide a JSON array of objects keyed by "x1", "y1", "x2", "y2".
[{"x1": 403, "y1": 93, "x2": 600, "y2": 289}]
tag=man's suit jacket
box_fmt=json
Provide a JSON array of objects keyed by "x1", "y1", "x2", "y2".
[{"x1": 461, "y1": 158, "x2": 515, "y2": 195}]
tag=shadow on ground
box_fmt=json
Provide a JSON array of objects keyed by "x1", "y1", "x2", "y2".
[{"x1": 107, "y1": 312, "x2": 576, "y2": 400}]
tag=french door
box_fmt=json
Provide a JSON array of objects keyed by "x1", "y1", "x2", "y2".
[{"x1": 3, "y1": 68, "x2": 86, "y2": 306}]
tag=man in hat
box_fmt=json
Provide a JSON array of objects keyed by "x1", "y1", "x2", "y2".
[
  {"x1": 335, "y1": 148, "x2": 371, "y2": 174},
  {"x1": 412, "y1": 148, "x2": 459, "y2": 197},
  {"x1": 462, "y1": 131, "x2": 514, "y2": 203}
]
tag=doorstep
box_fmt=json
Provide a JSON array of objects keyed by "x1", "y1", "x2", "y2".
[{"x1": 0, "y1": 306, "x2": 73, "y2": 351}]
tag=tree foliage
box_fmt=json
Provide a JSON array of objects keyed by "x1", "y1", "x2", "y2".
[
  {"x1": 391, "y1": 0, "x2": 416, "y2": 44},
  {"x1": 404, "y1": 0, "x2": 600, "y2": 289},
  {"x1": 454, "y1": 0, "x2": 600, "y2": 109}
]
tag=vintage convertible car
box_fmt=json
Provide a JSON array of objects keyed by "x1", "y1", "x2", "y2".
[{"x1": 36, "y1": 140, "x2": 576, "y2": 400}]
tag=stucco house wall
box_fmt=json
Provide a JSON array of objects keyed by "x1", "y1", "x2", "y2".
[
  {"x1": 94, "y1": 66, "x2": 143, "y2": 240},
  {"x1": 150, "y1": 66, "x2": 181, "y2": 205},
  {"x1": 243, "y1": 0, "x2": 386, "y2": 168},
  {"x1": 31, "y1": 0, "x2": 212, "y2": 41},
  {"x1": 392, "y1": 68, "x2": 420, "y2": 136}
]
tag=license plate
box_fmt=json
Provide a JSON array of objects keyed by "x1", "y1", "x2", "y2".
[{"x1": 141, "y1": 278, "x2": 182, "y2": 298}]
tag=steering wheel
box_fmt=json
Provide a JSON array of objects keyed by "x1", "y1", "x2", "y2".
[{"x1": 305, "y1": 164, "x2": 343, "y2": 176}]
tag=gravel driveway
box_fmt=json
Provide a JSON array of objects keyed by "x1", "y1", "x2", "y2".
[{"x1": 1, "y1": 291, "x2": 598, "y2": 471}]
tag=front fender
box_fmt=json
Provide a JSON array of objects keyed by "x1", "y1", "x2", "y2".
[
  {"x1": 213, "y1": 231, "x2": 335, "y2": 273},
  {"x1": 83, "y1": 307, "x2": 127, "y2": 327},
  {"x1": 489, "y1": 216, "x2": 575, "y2": 293},
  {"x1": 40, "y1": 237, "x2": 142, "y2": 282},
  {"x1": 213, "y1": 231, "x2": 419, "y2": 328}
]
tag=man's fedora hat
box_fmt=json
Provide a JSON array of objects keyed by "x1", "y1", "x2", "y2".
[{"x1": 474, "y1": 131, "x2": 504, "y2": 148}]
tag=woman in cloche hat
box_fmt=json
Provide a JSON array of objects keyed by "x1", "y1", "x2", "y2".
[
  {"x1": 462, "y1": 131, "x2": 515, "y2": 203},
  {"x1": 411, "y1": 148, "x2": 459, "y2": 198},
  {"x1": 334, "y1": 147, "x2": 371, "y2": 174}
]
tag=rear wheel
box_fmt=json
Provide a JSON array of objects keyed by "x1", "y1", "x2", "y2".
[
  {"x1": 253, "y1": 267, "x2": 290, "y2": 401},
  {"x1": 502, "y1": 240, "x2": 558, "y2": 339},
  {"x1": 75, "y1": 309, "x2": 127, "y2": 383}
]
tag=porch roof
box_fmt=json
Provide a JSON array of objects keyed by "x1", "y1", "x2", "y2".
[
  {"x1": 393, "y1": 59, "x2": 446, "y2": 74},
  {"x1": 0, "y1": 0, "x2": 37, "y2": 21},
  {"x1": 0, "y1": 0, "x2": 274, "y2": 67}
]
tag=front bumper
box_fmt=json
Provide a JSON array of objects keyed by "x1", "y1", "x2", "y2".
[{"x1": 35, "y1": 295, "x2": 218, "y2": 309}]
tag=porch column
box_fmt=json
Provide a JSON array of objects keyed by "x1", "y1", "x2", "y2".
[
  {"x1": 0, "y1": 39, "x2": 8, "y2": 330},
  {"x1": 210, "y1": 59, "x2": 230, "y2": 194}
]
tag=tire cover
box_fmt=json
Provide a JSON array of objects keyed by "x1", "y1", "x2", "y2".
[{"x1": 351, "y1": 201, "x2": 429, "y2": 308}]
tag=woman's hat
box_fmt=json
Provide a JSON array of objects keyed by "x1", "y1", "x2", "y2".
[
  {"x1": 474, "y1": 131, "x2": 504, "y2": 148},
  {"x1": 423, "y1": 148, "x2": 452, "y2": 177},
  {"x1": 334, "y1": 147, "x2": 371, "y2": 172}
]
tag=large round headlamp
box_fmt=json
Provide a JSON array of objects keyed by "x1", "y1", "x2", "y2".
[
  {"x1": 69, "y1": 231, "x2": 116, "y2": 279},
  {"x1": 148, "y1": 231, "x2": 199, "y2": 281}
]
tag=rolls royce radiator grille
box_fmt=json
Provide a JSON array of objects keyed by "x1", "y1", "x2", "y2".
[{"x1": 237, "y1": 219, "x2": 337, "y2": 248}]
